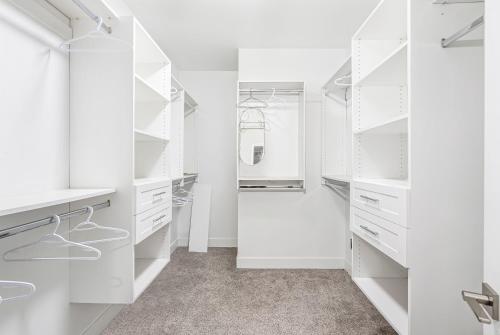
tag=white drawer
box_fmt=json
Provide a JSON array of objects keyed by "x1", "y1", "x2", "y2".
[
  {"x1": 135, "y1": 180, "x2": 172, "y2": 214},
  {"x1": 351, "y1": 181, "x2": 409, "y2": 227},
  {"x1": 135, "y1": 204, "x2": 172, "y2": 244},
  {"x1": 351, "y1": 206, "x2": 407, "y2": 267}
]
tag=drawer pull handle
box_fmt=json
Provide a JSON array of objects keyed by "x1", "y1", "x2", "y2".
[
  {"x1": 360, "y1": 225, "x2": 379, "y2": 236},
  {"x1": 152, "y1": 192, "x2": 167, "y2": 203},
  {"x1": 152, "y1": 214, "x2": 166, "y2": 226},
  {"x1": 360, "y1": 195, "x2": 379, "y2": 203}
]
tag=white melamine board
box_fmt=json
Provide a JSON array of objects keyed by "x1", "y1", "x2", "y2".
[
  {"x1": 354, "y1": 277, "x2": 408, "y2": 335},
  {"x1": 188, "y1": 183, "x2": 212, "y2": 252},
  {"x1": 183, "y1": 109, "x2": 198, "y2": 174},
  {"x1": 353, "y1": 0, "x2": 407, "y2": 40},
  {"x1": 323, "y1": 56, "x2": 352, "y2": 98},
  {"x1": 134, "y1": 129, "x2": 168, "y2": 142},
  {"x1": 353, "y1": 86, "x2": 408, "y2": 132},
  {"x1": 169, "y1": 90, "x2": 185, "y2": 180},
  {"x1": 354, "y1": 114, "x2": 408, "y2": 135},
  {"x1": 355, "y1": 43, "x2": 407, "y2": 87},
  {"x1": 135, "y1": 74, "x2": 169, "y2": 103},
  {"x1": 0, "y1": 189, "x2": 115, "y2": 217},
  {"x1": 135, "y1": 142, "x2": 168, "y2": 179},
  {"x1": 407, "y1": 1, "x2": 484, "y2": 334},
  {"x1": 133, "y1": 258, "x2": 168, "y2": 299},
  {"x1": 322, "y1": 175, "x2": 351, "y2": 184},
  {"x1": 322, "y1": 95, "x2": 349, "y2": 177},
  {"x1": 135, "y1": 100, "x2": 167, "y2": 136},
  {"x1": 134, "y1": 20, "x2": 170, "y2": 65},
  {"x1": 353, "y1": 40, "x2": 405, "y2": 83}
]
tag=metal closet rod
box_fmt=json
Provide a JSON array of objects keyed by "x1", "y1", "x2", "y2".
[
  {"x1": 239, "y1": 89, "x2": 304, "y2": 94},
  {"x1": 71, "y1": 0, "x2": 112, "y2": 34},
  {"x1": 442, "y1": 16, "x2": 484, "y2": 48},
  {"x1": 0, "y1": 200, "x2": 111, "y2": 240}
]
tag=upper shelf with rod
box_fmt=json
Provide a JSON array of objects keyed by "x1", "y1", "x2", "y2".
[{"x1": 323, "y1": 56, "x2": 351, "y2": 101}]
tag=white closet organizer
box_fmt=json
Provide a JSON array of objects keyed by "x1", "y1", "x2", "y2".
[
  {"x1": 237, "y1": 81, "x2": 306, "y2": 191},
  {"x1": 348, "y1": 0, "x2": 484, "y2": 334},
  {"x1": 70, "y1": 14, "x2": 173, "y2": 303}
]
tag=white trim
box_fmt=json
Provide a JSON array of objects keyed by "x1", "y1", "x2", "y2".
[
  {"x1": 80, "y1": 304, "x2": 123, "y2": 335},
  {"x1": 236, "y1": 256, "x2": 345, "y2": 269},
  {"x1": 344, "y1": 260, "x2": 353, "y2": 277},
  {"x1": 177, "y1": 237, "x2": 189, "y2": 247},
  {"x1": 170, "y1": 239, "x2": 178, "y2": 254},
  {"x1": 208, "y1": 237, "x2": 237, "y2": 247}
]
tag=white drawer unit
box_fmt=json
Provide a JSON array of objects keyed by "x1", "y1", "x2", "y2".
[
  {"x1": 351, "y1": 206, "x2": 407, "y2": 267},
  {"x1": 135, "y1": 179, "x2": 172, "y2": 215},
  {"x1": 135, "y1": 204, "x2": 172, "y2": 245},
  {"x1": 351, "y1": 181, "x2": 409, "y2": 227}
]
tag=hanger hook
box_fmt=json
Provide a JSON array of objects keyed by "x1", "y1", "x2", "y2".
[
  {"x1": 51, "y1": 215, "x2": 61, "y2": 234},
  {"x1": 85, "y1": 206, "x2": 94, "y2": 223},
  {"x1": 96, "y1": 17, "x2": 104, "y2": 33}
]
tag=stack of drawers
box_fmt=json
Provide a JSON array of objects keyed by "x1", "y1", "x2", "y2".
[
  {"x1": 350, "y1": 181, "x2": 409, "y2": 267},
  {"x1": 134, "y1": 179, "x2": 173, "y2": 244}
]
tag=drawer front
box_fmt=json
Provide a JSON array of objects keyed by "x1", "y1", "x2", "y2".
[
  {"x1": 351, "y1": 206, "x2": 407, "y2": 267},
  {"x1": 135, "y1": 181, "x2": 172, "y2": 214},
  {"x1": 351, "y1": 181, "x2": 408, "y2": 227},
  {"x1": 135, "y1": 205, "x2": 172, "y2": 244}
]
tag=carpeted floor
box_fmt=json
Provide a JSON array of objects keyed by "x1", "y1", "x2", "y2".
[{"x1": 103, "y1": 248, "x2": 396, "y2": 335}]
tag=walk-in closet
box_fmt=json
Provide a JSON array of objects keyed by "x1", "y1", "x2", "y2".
[{"x1": 0, "y1": 0, "x2": 498, "y2": 334}]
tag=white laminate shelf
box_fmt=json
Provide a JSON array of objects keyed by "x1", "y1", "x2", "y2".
[
  {"x1": 354, "y1": 114, "x2": 408, "y2": 135},
  {"x1": 322, "y1": 175, "x2": 351, "y2": 184},
  {"x1": 134, "y1": 177, "x2": 171, "y2": 186},
  {"x1": 134, "y1": 129, "x2": 169, "y2": 143},
  {"x1": 353, "y1": 178, "x2": 409, "y2": 189},
  {"x1": 134, "y1": 258, "x2": 169, "y2": 300},
  {"x1": 0, "y1": 189, "x2": 116, "y2": 217},
  {"x1": 354, "y1": 43, "x2": 408, "y2": 87},
  {"x1": 353, "y1": 277, "x2": 408, "y2": 335},
  {"x1": 135, "y1": 74, "x2": 170, "y2": 103}
]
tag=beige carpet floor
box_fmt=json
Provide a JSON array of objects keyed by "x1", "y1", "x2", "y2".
[{"x1": 103, "y1": 248, "x2": 396, "y2": 335}]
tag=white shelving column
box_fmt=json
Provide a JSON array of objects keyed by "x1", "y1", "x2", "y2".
[
  {"x1": 69, "y1": 16, "x2": 173, "y2": 304},
  {"x1": 350, "y1": 1, "x2": 409, "y2": 334}
]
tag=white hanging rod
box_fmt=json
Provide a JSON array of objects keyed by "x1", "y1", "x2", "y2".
[
  {"x1": 0, "y1": 200, "x2": 111, "y2": 240},
  {"x1": 71, "y1": 0, "x2": 112, "y2": 34},
  {"x1": 441, "y1": 16, "x2": 484, "y2": 48}
]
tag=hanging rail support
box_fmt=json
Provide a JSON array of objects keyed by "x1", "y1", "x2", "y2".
[
  {"x1": 71, "y1": 0, "x2": 112, "y2": 34},
  {"x1": 441, "y1": 16, "x2": 484, "y2": 48},
  {"x1": 0, "y1": 200, "x2": 111, "y2": 240}
]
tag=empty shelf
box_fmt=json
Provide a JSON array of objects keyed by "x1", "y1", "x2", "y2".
[
  {"x1": 134, "y1": 129, "x2": 169, "y2": 142},
  {"x1": 134, "y1": 177, "x2": 171, "y2": 186},
  {"x1": 353, "y1": 178, "x2": 409, "y2": 189},
  {"x1": 134, "y1": 258, "x2": 169, "y2": 300},
  {"x1": 0, "y1": 189, "x2": 116, "y2": 217},
  {"x1": 354, "y1": 114, "x2": 408, "y2": 135},
  {"x1": 354, "y1": 43, "x2": 407, "y2": 87},
  {"x1": 135, "y1": 75, "x2": 170, "y2": 103},
  {"x1": 353, "y1": 277, "x2": 408, "y2": 335}
]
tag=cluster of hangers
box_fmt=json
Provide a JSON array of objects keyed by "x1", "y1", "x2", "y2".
[
  {"x1": 0, "y1": 206, "x2": 129, "y2": 304},
  {"x1": 238, "y1": 89, "x2": 287, "y2": 131},
  {"x1": 173, "y1": 186, "x2": 193, "y2": 208}
]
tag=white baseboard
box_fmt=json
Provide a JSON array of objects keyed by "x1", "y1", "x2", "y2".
[
  {"x1": 80, "y1": 304, "x2": 123, "y2": 335},
  {"x1": 236, "y1": 256, "x2": 345, "y2": 269},
  {"x1": 174, "y1": 237, "x2": 237, "y2": 249},
  {"x1": 208, "y1": 237, "x2": 237, "y2": 247},
  {"x1": 170, "y1": 239, "x2": 178, "y2": 254}
]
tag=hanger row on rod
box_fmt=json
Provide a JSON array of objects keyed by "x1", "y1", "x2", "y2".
[
  {"x1": 0, "y1": 200, "x2": 111, "y2": 240},
  {"x1": 441, "y1": 16, "x2": 484, "y2": 48}
]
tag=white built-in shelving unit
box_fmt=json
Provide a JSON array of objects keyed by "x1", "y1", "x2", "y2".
[{"x1": 69, "y1": 16, "x2": 173, "y2": 304}]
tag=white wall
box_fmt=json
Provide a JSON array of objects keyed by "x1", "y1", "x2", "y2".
[
  {"x1": 175, "y1": 71, "x2": 239, "y2": 247},
  {"x1": 237, "y1": 48, "x2": 350, "y2": 268},
  {"x1": 0, "y1": 3, "x2": 120, "y2": 334}
]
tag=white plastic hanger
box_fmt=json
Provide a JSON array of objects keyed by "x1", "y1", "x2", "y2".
[
  {"x1": 334, "y1": 74, "x2": 352, "y2": 87},
  {"x1": 68, "y1": 206, "x2": 129, "y2": 245},
  {"x1": 3, "y1": 215, "x2": 101, "y2": 261},
  {"x1": 59, "y1": 17, "x2": 131, "y2": 53},
  {"x1": 0, "y1": 281, "x2": 36, "y2": 304},
  {"x1": 238, "y1": 90, "x2": 269, "y2": 109}
]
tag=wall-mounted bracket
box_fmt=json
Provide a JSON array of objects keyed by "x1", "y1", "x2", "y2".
[{"x1": 462, "y1": 282, "x2": 499, "y2": 324}]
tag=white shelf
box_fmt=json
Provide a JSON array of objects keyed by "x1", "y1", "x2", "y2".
[
  {"x1": 134, "y1": 177, "x2": 171, "y2": 186},
  {"x1": 353, "y1": 0, "x2": 407, "y2": 40},
  {"x1": 353, "y1": 178, "x2": 409, "y2": 189},
  {"x1": 353, "y1": 277, "x2": 408, "y2": 335},
  {"x1": 354, "y1": 43, "x2": 408, "y2": 87},
  {"x1": 354, "y1": 114, "x2": 408, "y2": 135},
  {"x1": 322, "y1": 175, "x2": 351, "y2": 184},
  {"x1": 135, "y1": 75, "x2": 170, "y2": 103},
  {"x1": 134, "y1": 129, "x2": 169, "y2": 143},
  {"x1": 134, "y1": 258, "x2": 169, "y2": 300},
  {"x1": 0, "y1": 189, "x2": 116, "y2": 217}
]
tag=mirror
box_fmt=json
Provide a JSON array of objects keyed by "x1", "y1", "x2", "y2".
[{"x1": 239, "y1": 109, "x2": 266, "y2": 166}]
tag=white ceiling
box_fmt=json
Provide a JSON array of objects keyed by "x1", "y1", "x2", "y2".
[{"x1": 121, "y1": 0, "x2": 379, "y2": 71}]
